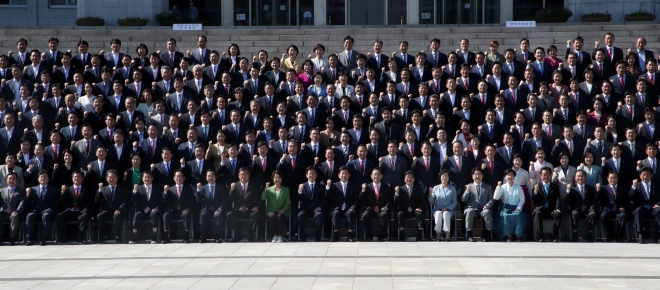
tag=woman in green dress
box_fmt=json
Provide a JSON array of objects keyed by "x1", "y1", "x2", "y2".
[
  {"x1": 486, "y1": 40, "x2": 505, "y2": 66},
  {"x1": 261, "y1": 170, "x2": 290, "y2": 243}
]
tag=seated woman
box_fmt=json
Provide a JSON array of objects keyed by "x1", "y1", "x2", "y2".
[
  {"x1": 494, "y1": 169, "x2": 527, "y2": 242},
  {"x1": 261, "y1": 170, "x2": 290, "y2": 243},
  {"x1": 429, "y1": 170, "x2": 457, "y2": 242}
]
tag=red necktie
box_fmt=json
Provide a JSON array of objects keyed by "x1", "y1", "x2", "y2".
[
  {"x1": 177, "y1": 185, "x2": 181, "y2": 197},
  {"x1": 651, "y1": 74, "x2": 655, "y2": 86},
  {"x1": 480, "y1": 94, "x2": 485, "y2": 104},
  {"x1": 457, "y1": 157, "x2": 461, "y2": 172},
  {"x1": 450, "y1": 66, "x2": 454, "y2": 77},
  {"x1": 404, "y1": 84, "x2": 408, "y2": 95},
  {"x1": 226, "y1": 85, "x2": 229, "y2": 96},
  {"x1": 425, "y1": 157, "x2": 429, "y2": 171},
  {"x1": 53, "y1": 145, "x2": 58, "y2": 159},
  {"x1": 409, "y1": 144, "x2": 413, "y2": 157},
  {"x1": 511, "y1": 89, "x2": 516, "y2": 104},
  {"x1": 390, "y1": 157, "x2": 394, "y2": 168},
  {"x1": 343, "y1": 111, "x2": 348, "y2": 123},
  {"x1": 73, "y1": 186, "x2": 79, "y2": 211},
  {"x1": 357, "y1": 96, "x2": 362, "y2": 106},
  {"x1": 261, "y1": 158, "x2": 266, "y2": 172},
  {"x1": 374, "y1": 185, "x2": 380, "y2": 213},
  {"x1": 151, "y1": 139, "x2": 155, "y2": 154},
  {"x1": 629, "y1": 106, "x2": 633, "y2": 119},
  {"x1": 85, "y1": 140, "x2": 90, "y2": 154},
  {"x1": 360, "y1": 160, "x2": 365, "y2": 175},
  {"x1": 547, "y1": 125, "x2": 551, "y2": 136},
  {"x1": 328, "y1": 162, "x2": 333, "y2": 176},
  {"x1": 435, "y1": 80, "x2": 439, "y2": 92},
  {"x1": 291, "y1": 158, "x2": 295, "y2": 170},
  {"x1": 489, "y1": 160, "x2": 493, "y2": 173},
  {"x1": 619, "y1": 76, "x2": 624, "y2": 89},
  {"x1": 463, "y1": 78, "x2": 468, "y2": 88},
  {"x1": 607, "y1": 47, "x2": 612, "y2": 59}
]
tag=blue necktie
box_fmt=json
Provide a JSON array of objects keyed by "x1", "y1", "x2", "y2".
[
  {"x1": 231, "y1": 159, "x2": 236, "y2": 172},
  {"x1": 543, "y1": 184, "x2": 549, "y2": 208},
  {"x1": 165, "y1": 162, "x2": 170, "y2": 175}
]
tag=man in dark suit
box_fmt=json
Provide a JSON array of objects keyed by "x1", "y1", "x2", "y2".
[
  {"x1": 629, "y1": 168, "x2": 660, "y2": 243},
  {"x1": 338, "y1": 36, "x2": 359, "y2": 70},
  {"x1": 410, "y1": 142, "x2": 440, "y2": 189},
  {"x1": 530, "y1": 47, "x2": 554, "y2": 84},
  {"x1": 95, "y1": 170, "x2": 127, "y2": 244},
  {"x1": 111, "y1": 55, "x2": 133, "y2": 84},
  {"x1": 551, "y1": 126, "x2": 585, "y2": 168},
  {"x1": 425, "y1": 38, "x2": 448, "y2": 68},
  {"x1": 367, "y1": 40, "x2": 389, "y2": 71},
  {"x1": 180, "y1": 144, "x2": 211, "y2": 188},
  {"x1": 567, "y1": 170, "x2": 598, "y2": 242},
  {"x1": 189, "y1": 35, "x2": 211, "y2": 66},
  {"x1": 325, "y1": 166, "x2": 358, "y2": 242},
  {"x1": 162, "y1": 170, "x2": 195, "y2": 243},
  {"x1": 501, "y1": 49, "x2": 524, "y2": 81},
  {"x1": 479, "y1": 145, "x2": 506, "y2": 188},
  {"x1": 102, "y1": 39, "x2": 124, "y2": 69},
  {"x1": 185, "y1": 65, "x2": 211, "y2": 100},
  {"x1": 9, "y1": 38, "x2": 29, "y2": 68},
  {"x1": 25, "y1": 144, "x2": 53, "y2": 187},
  {"x1": 160, "y1": 38, "x2": 184, "y2": 70},
  {"x1": 129, "y1": 171, "x2": 164, "y2": 244},
  {"x1": 359, "y1": 167, "x2": 393, "y2": 241},
  {"x1": 502, "y1": 75, "x2": 528, "y2": 111},
  {"x1": 594, "y1": 33, "x2": 624, "y2": 67},
  {"x1": 372, "y1": 107, "x2": 404, "y2": 143},
  {"x1": 346, "y1": 145, "x2": 376, "y2": 187},
  {"x1": 495, "y1": 133, "x2": 520, "y2": 169},
  {"x1": 602, "y1": 144, "x2": 634, "y2": 189},
  {"x1": 226, "y1": 167, "x2": 261, "y2": 242},
  {"x1": 394, "y1": 171, "x2": 426, "y2": 241},
  {"x1": 196, "y1": 170, "x2": 228, "y2": 243},
  {"x1": 204, "y1": 52, "x2": 224, "y2": 84},
  {"x1": 515, "y1": 38, "x2": 534, "y2": 65},
  {"x1": 0, "y1": 172, "x2": 25, "y2": 245},
  {"x1": 83, "y1": 146, "x2": 114, "y2": 188},
  {"x1": 264, "y1": 59, "x2": 286, "y2": 88},
  {"x1": 151, "y1": 147, "x2": 178, "y2": 188},
  {"x1": 138, "y1": 124, "x2": 166, "y2": 167},
  {"x1": 565, "y1": 36, "x2": 592, "y2": 72},
  {"x1": 456, "y1": 38, "x2": 476, "y2": 66},
  {"x1": 0, "y1": 113, "x2": 23, "y2": 160},
  {"x1": 250, "y1": 142, "x2": 278, "y2": 188},
  {"x1": 296, "y1": 167, "x2": 325, "y2": 242},
  {"x1": 522, "y1": 123, "x2": 553, "y2": 164},
  {"x1": 442, "y1": 141, "x2": 474, "y2": 195},
  {"x1": 2, "y1": 65, "x2": 29, "y2": 103},
  {"x1": 599, "y1": 171, "x2": 629, "y2": 242},
  {"x1": 532, "y1": 167, "x2": 562, "y2": 242},
  {"x1": 25, "y1": 171, "x2": 59, "y2": 245}
]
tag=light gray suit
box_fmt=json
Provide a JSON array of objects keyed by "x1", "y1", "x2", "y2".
[
  {"x1": 379, "y1": 155, "x2": 408, "y2": 187},
  {"x1": 73, "y1": 138, "x2": 102, "y2": 168},
  {"x1": 461, "y1": 183, "x2": 494, "y2": 230},
  {"x1": 338, "y1": 50, "x2": 360, "y2": 70},
  {"x1": 0, "y1": 186, "x2": 25, "y2": 238},
  {"x1": 0, "y1": 165, "x2": 24, "y2": 189}
]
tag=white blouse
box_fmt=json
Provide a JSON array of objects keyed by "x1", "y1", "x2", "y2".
[
  {"x1": 494, "y1": 183, "x2": 525, "y2": 210},
  {"x1": 508, "y1": 167, "x2": 533, "y2": 190},
  {"x1": 311, "y1": 57, "x2": 328, "y2": 73},
  {"x1": 529, "y1": 161, "x2": 553, "y2": 184}
]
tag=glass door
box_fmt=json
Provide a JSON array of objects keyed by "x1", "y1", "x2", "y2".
[{"x1": 348, "y1": 0, "x2": 384, "y2": 25}]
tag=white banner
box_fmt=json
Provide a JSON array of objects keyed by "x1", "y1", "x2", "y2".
[
  {"x1": 173, "y1": 24, "x2": 202, "y2": 30},
  {"x1": 506, "y1": 21, "x2": 536, "y2": 27}
]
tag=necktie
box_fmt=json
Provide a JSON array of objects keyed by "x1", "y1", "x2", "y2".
[
  {"x1": 489, "y1": 125, "x2": 493, "y2": 139},
  {"x1": 53, "y1": 145, "x2": 58, "y2": 159},
  {"x1": 170, "y1": 52, "x2": 174, "y2": 66},
  {"x1": 511, "y1": 89, "x2": 516, "y2": 104},
  {"x1": 598, "y1": 141, "x2": 603, "y2": 153},
  {"x1": 651, "y1": 74, "x2": 655, "y2": 86},
  {"x1": 262, "y1": 158, "x2": 266, "y2": 172},
  {"x1": 425, "y1": 157, "x2": 429, "y2": 171},
  {"x1": 456, "y1": 157, "x2": 461, "y2": 172},
  {"x1": 409, "y1": 144, "x2": 413, "y2": 157},
  {"x1": 203, "y1": 126, "x2": 207, "y2": 139},
  {"x1": 241, "y1": 185, "x2": 247, "y2": 212},
  {"x1": 147, "y1": 186, "x2": 151, "y2": 200},
  {"x1": 489, "y1": 160, "x2": 493, "y2": 173},
  {"x1": 281, "y1": 142, "x2": 286, "y2": 153},
  {"x1": 544, "y1": 184, "x2": 549, "y2": 208},
  {"x1": 390, "y1": 157, "x2": 395, "y2": 169},
  {"x1": 198, "y1": 160, "x2": 203, "y2": 175},
  {"x1": 177, "y1": 185, "x2": 181, "y2": 197},
  {"x1": 403, "y1": 84, "x2": 408, "y2": 95},
  {"x1": 328, "y1": 162, "x2": 333, "y2": 176},
  {"x1": 567, "y1": 141, "x2": 572, "y2": 155},
  {"x1": 151, "y1": 139, "x2": 155, "y2": 155},
  {"x1": 619, "y1": 76, "x2": 624, "y2": 90},
  {"x1": 450, "y1": 66, "x2": 454, "y2": 77},
  {"x1": 73, "y1": 187, "x2": 79, "y2": 210},
  {"x1": 166, "y1": 162, "x2": 170, "y2": 175},
  {"x1": 547, "y1": 125, "x2": 552, "y2": 136},
  {"x1": 607, "y1": 47, "x2": 612, "y2": 59},
  {"x1": 332, "y1": 69, "x2": 336, "y2": 80},
  {"x1": 360, "y1": 160, "x2": 365, "y2": 175},
  {"x1": 40, "y1": 186, "x2": 45, "y2": 199},
  {"x1": 85, "y1": 140, "x2": 90, "y2": 154},
  {"x1": 646, "y1": 184, "x2": 650, "y2": 200},
  {"x1": 629, "y1": 106, "x2": 633, "y2": 119},
  {"x1": 291, "y1": 157, "x2": 295, "y2": 169},
  {"x1": 374, "y1": 185, "x2": 380, "y2": 213},
  {"x1": 231, "y1": 159, "x2": 236, "y2": 172}
]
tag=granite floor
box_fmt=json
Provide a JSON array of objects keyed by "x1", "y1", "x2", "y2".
[{"x1": 0, "y1": 240, "x2": 659, "y2": 289}]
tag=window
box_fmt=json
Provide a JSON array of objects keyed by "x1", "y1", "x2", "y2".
[
  {"x1": 0, "y1": 0, "x2": 28, "y2": 5},
  {"x1": 50, "y1": 0, "x2": 77, "y2": 6},
  {"x1": 326, "y1": 0, "x2": 345, "y2": 25}
]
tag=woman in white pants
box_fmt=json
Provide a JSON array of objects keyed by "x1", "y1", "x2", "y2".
[{"x1": 429, "y1": 170, "x2": 457, "y2": 241}]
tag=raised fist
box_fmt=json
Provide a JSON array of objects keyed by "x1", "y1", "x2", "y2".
[
  {"x1": 566, "y1": 183, "x2": 571, "y2": 190},
  {"x1": 299, "y1": 184, "x2": 304, "y2": 192},
  {"x1": 466, "y1": 184, "x2": 471, "y2": 191},
  {"x1": 197, "y1": 183, "x2": 202, "y2": 190},
  {"x1": 98, "y1": 183, "x2": 104, "y2": 190},
  {"x1": 26, "y1": 188, "x2": 31, "y2": 196},
  {"x1": 231, "y1": 183, "x2": 235, "y2": 191},
  {"x1": 252, "y1": 155, "x2": 258, "y2": 162},
  {"x1": 348, "y1": 155, "x2": 354, "y2": 161},
  {"x1": 399, "y1": 142, "x2": 404, "y2": 149},
  {"x1": 413, "y1": 156, "x2": 418, "y2": 163},
  {"x1": 133, "y1": 184, "x2": 139, "y2": 192},
  {"x1": 53, "y1": 163, "x2": 59, "y2": 170},
  {"x1": 280, "y1": 153, "x2": 288, "y2": 162},
  {"x1": 395, "y1": 186, "x2": 400, "y2": 193},
  {"x1": 534, "y1": 184, "x2": 539, "y2": 192},
  {"x1": 497, "y1": 181, "x2": 502, "y2": 187},
  {"x1": 555, "y1": 139, "x2": 560, "y2": 146},
  {"x1": 524, "y1": 133, "x2": 530, "y2": 140},
  {"x1": 266, "y1": 182, "x2": 271, "y2": 188},
  {"x1": 87, "y1": 164, "x2": 92, "y2": 171},
  {"x1": 180, "y1": 158, "x2": 185, "y2": 165},
  {"x1": 29, "y1": 164, "x2": 35, "y2": 172},
  {"x1": 164, "y1": 185, "x2": 169, "y2": 192},
  {"x1": 554, "y1": 167, "x2": 559, "y2": 173},
  {"x1": 596, "y1": 183, "x2": 601, "y2": 191},
  {"x1": 481, "y1": 163, "x2": 486, "y2": 170},
  {"x1": 314, "y1": 157, "x2": 319, "y2": 164},
  {"x1": 601, "y1": 157, "x2": 606, "y2": 164},
  {"x1": 61, "y1": 185, "x2": 66, "y2": 194},
  {"x1": 379, "y1": 157, "x2": 383, "y2": 163},
  {"x1": 362, "y1": 183, "x2": 367, "y2": 191}
]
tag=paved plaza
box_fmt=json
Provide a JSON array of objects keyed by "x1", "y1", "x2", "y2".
[{"x1": 0, "y1": 241, "x2": 658, "y2": 289}]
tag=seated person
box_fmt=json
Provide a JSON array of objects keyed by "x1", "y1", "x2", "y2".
[
  {"x1": 56, "y1": 171, "x2": 91, "y2": 244},
  {"x1": 567, "y1": 170, "x2": 598, "y2": 242},
  {"x1": 532, "y1": 167, "x2": 562, "y2": 242},
  {"x1": 196, "y1": 169, "x2": 228, "y2": 243},
  {"x1": 262, "y1": 170, "x2": 290, "y2": 243},
  {"x1": 96, "y1": 170, "x2": 128, "y2": 244},
  {"x1": 25, "y1": 171, "x2": 58, "y2": 246},
  {"x1": 326, "y1": 166, "x2": 358, "y2": 242},
  {"x1": 359, "y1": 167, "x2": 393, "y2": 241},
  {"x1": 226, "y1": 167, "x2": 261, "y2": 242},
  {"x1": 162, "y1": 170, "x2": 194, "y2": 243},
  {"x1": 461, "y1": 168, "x2": 494, "y2": 242},
  {"x1": 394, "y1": 170, "x2": 426, "y2": 241},
  {"x1": 130, "y1": 171, "x2": 164, "y2": 244},
  {"x1": 296, "y1": 166, "x2": 325, "y2": 242},
  {"x1": 493, "y1": 169, "x2": 527, "y2": 242}
]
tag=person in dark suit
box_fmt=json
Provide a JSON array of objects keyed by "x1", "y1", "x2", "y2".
[
  {"x1": 111, "y1": 55, "x2": 133, "y2": 84},
  {"x1": 151, "y1": 147, "x2": 178, "y2": 188},
  {"x1": 160, "y1": 38, "x2": 184, "y2": 70},
  {"x1": 95, "y1": 170, "x2": 127, "y2": 244},
  {"x1": 501, "y1": 49, "x2": 524, "y2": 81},
  {"x1": 496, "y1": 133, "x2": 521, "y2": 169},
  {"x1": 442, "y1": 141, "x2": 473, "y2": 192},
  {"x1": 338, "y1": 36, "x2": 359, "y2": 70},
  {"x1": 185, "y1": 65, "x2": 211, "y2": 100},
  {"x1": 0, "y1": 172, "x2": 25, "y2": 245},
  {"x1": 599, "y1": 171, "x2": 629, "y2": 242},
  {"x1": 129, "y1": 171, "x2": 164, "y2": 244},
  {"x1": 346, "y1": 145, "x2": 376, "y2": 187},
  {"x1": 316, "y1": 147, "x2": 341, "y2": 183},
  {"x1": 251, "y1": 141, "x2": 278, "y2": 188},
  {"x1": 372, "y1": 107, "x2": 404, "y2": 144},
  {"x1": 325, "y1": 166, "x2": 358, "y2": 242},
  {"x1": 425, "y1": 38, "x2": 448, "y2": 68},
  {"x1": 196, "y1": 170, "x2": 228, "y2": 243},
  {"x1": 226, "y1": 167, "x2": 262, "y2": 242},
  {"x1": 161, "y1": 170, "x2": 194, "y2": 243},
  {"x1": 102, "y1": 39, "x2": 124, "y2": 69},
  {"x1": 532, "y1": 167, "x2": 562, "y2": 242},
  {"x1": 629, "y1": 167, "x2": 660, "y2": 243},
  {"x1": 456, "y1": 38, "x2": 476, "y2": 66},
  {"x1": 0, "y1": 113, "x2": 24, "y2": 160},
  {"x1": 567, "y1": 170, "x2": 598, "y2": 242},
  {"x1": 264, "y1": 59, "x2": 286, "y2": 87},
  {"x1": 479, "y1": 144, "x2": 506, "y2": 188},
  {"x1": 515, "y1": 38, "x2": 534, "y2": 65},
  {"x1": 296, "y1": 167, "x2": 325, "y2": 242},
  {"x1": 610, "y1": 62, "x2": 635, "y2": 95},
  {"x1": 594, "y1": 33, "x2": 624, "y2": 67},
  {"x1": 25, "y1": 144, "x2": 53, "y2": 187},
  {"x1": 25, "y1": 170, "x2": 59, "y2": 245},
  {"x1": 394, "y1": 171, "x2": 426, "y2": 241},
  {"x1": 359, "y1": 167, "x2": 393, "y2": 241},
  {"x1": 137, "y1": 124, "x2": 166, "y2": 167},
  {"x1": 410, "y1": 142, "x2": 440, "y2": 190},
  {"x1": 565, "y1": 36, "x2": 592, "y2": 72},
  {"x1": 9, "y1": 38, "x2": 29, "y2": 67}
]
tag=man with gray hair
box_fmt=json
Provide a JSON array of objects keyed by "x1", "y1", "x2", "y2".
[{"x1": 185, "y1": 64, "x2": 209, "y2": 99}]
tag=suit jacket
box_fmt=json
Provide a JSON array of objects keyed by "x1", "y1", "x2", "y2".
[
  {"x1": 595, "y1": 46, "x2": 624, "y2": 66},
  {"x1": 196, "y1": 183, "x2": 228, "y2": 213},
  {"x1": 530, "y1": 61, "x2": 554, "y2": 84},
  {"x1": 160, "y1": 51, "x2": 184, "y2": 70},
  {"x1": 0, "y1": 186, "x2": 25, "y2": 215},
  {"x1": 26, "y1": 184, "x2": 59, "y2": 213},
  {"x1": 620, "y1": 140, "x2": 646, "y2": 161},
  {"x1": 410, "y1": 156, "x2": 440, "y2": 188},
  {"x1": 228, "y1": 181, "x2": 262, "y2": 211},
  {"x1": 551, "y1": 139, "x2": 585, "y2": 168},
  {"x1": 44, "y1": 143, "x2": 66, "y2": 165},
  {"x1": 166, "y1": 90, "x2": 192, "y2": 115},
  {"x1": 73, "y1": 138, "x2": 102, "y2": 168},
  {"x1": 60, "y1": 184, "x2": 91, "y2": 214},
  {"x1": 111, "y1": 66, "x2": 133, "y2": 84},
  {"x1": 502, "y1": 87, "x2": 529, "y2": 111},
  {"x1": 442, "y1": 155, "x2": 473, "y2": 191},
  {"x1": 461, "y1": 182, "x2": 494, "y2": 212},
  {"x1": 83, "y1": 159, "x2": 114, "y2": 188},
  {"x1": 223, "y1": 122, "x2": 247, "y2": 145},
  {"x1": 103, "y1": 52, "x2": 124, "y2": 69},
  {"x1": 602, "y1": 158, "x2": 634, "y2": 189},
  {"x1": 25, "y1": 157, "x2": 54, "y2": 187},
  {"x1": 189, "y1": 48, "x2": 212, "y2": 66},
  {"x1": 298, "y1": 181, "x2": 325, "y2": 211},
  {"x1": 132, "y1": 184, "x2": 165, "y2": 214},
  {"x1": 629, "y1": 182, "x2": 659, "y2": 210},
  {"x1": 394, "y1": 183, "x2": 427, "y2": 212},
  {"x1": 609, "y1": 74, "x2": 635, "y2": 94},
  {"x1": 326, "y1": 181, "x2": 358, "y2": 211},
  {"x1": 0, "y1": 126, "x2": 24, "y2": 159},
  {"x1": 1, "y1": 79, "x2": 29, "y2": 102},
  {"x1": 599, "y1": 184, "x2": 628, "y2": 213},
  {"x1": 567, "y1": 184, "x2": 597, "y2": 212},
  {"x1": 359, "y1": 182, "x2": 393, "y2": 214},
  {"x1": 164, "y1": 184, "x2": 194, "y2": 212},
  {"x1": 501, "y1": 61, "x2": 524, "y2": 80},
  {"x1": 185, "y1": 77, "x2": 211, "y2": 99},
  {"x1": 521, "y1": 137, "x2": 553, "y2": 164},
  {"x1": 496, "y1": 146, "x2": 521, "y2": 168},
  {"x1": 426, "y1": 51, "x2": 448, "y2": 68},
  {"x1": 532, "y1": 182, "x2": 562, "y2": 211},
  {"x1": 346, "y1": 159, "x2": 375, "y2": 187},
  {"x1": 96, "y1": 185, "x2": 129, "y2": 214},
  {"x1": 250, "y1": 156, "x2": 278, "y2": 188},
  {"x1": 372, "y1": 120, "x2": 404, "y2": 143},
  {"x1": 564, "y1": 49, "x2": 592, "y2": 71},
  {"x1": 316, "y1": 160, "x2": 341, "y2": 183},
  {"x1": 367, "y1": 53, "x2": 390, "y2": 71},
  {"x1": 584, "y1": 139, "x2": 612, "y2": 166},
  {"x1": 572, "y1": 124, "x2": 595, "y2": 143},
  {"x1": 338, "y1": 50, "x2": 360, "y2": 70}
]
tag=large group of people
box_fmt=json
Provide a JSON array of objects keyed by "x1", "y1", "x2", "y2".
[{"x1": 0, "y1": 32, "x2": 659, "y2": 246}]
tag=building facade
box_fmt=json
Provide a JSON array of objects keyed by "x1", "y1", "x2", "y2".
[{"x1": 0, "y1": 0, "x2": 656, "y2": 27}]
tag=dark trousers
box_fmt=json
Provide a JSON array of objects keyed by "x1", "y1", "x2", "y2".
[
  {"x1": 331, "y1": 209, "x2": 356, "y2": 231},
  {"x1": 632, "y1": 206, "x2": 660, "y2": 233},
  {"x1": 26, "y1": 211, "x2": 54, "y2": 241},
  {"x1": 361, "y1": 210, "x2": 390, "y2": 239},
  {"x1": 396, "y1": 210, "x2": 424, "y2": 229},
  {"x1": 97, "y1": 211, "x2": 125, "y2": 241},
  {"x1": 226, "y1": 209, "x2": 260, "y2": 240},
  {"x1": 297, "y1": 209, "x2": 323, "y2": 240},
  {"x1": 600, "y1": 209, "x2": 627, "y2": 240},
  {"x1": 570, "y1": 209, "x2": 597, "y2": 233},
  {"x1": 56, "y1": 211, "x2": 89, "y2": 242},
  {"x1": 268, "y1": 212, "x2": 288, "y2": 237},
  {"x1": 163, "y1": 209, "x2": 191, "y2": 240},
  {"x1": 0, "y1": 212, "x2": 21, "y2": 239},
  {"x1": 533, "y1": 207, "x2": 562, "y2": 239},
  {"x1": 132, "y1": 210, "x2": 161, "y2": 241},
  {"x1": 199, "y1": 209, "x2": 225, "y2": 240}
]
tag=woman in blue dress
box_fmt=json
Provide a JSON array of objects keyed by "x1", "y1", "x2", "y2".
[{"x1": 494, "y1": 169, "x2": 527, "y2": 242}]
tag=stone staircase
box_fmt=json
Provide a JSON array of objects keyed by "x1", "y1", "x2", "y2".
[{"x1": 0, "y1": 24, "x2": 658, "y2": 59}]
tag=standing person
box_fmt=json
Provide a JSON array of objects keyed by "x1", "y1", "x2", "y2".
[
  {"x1": 262, "y1": 171, "x2": 290, "y2": 243},
  {"x1": 429, "y1": 170, "x2": 457, "y2": 242},
  {"x1": 494, "y1": 169, "x2": 527, "y2": 242}
]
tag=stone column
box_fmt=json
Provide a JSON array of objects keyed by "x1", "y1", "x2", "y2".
[
  {"x1": 407, "y1": 0, "x2": 419, "y2": 25},
  {"x1": 314, "y1": 0, "x2": 326, "y2": 25},
  {"x1": 222, "y1": 0, "x2": 234, "y2": 26},
  {"x1": 500, "y1": 0, "x2": 513, "y2": 23}
]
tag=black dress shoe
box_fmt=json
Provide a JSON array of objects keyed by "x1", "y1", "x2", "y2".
[
  {"x1": 26, "y1": 241, "x2": 34, "y2": 246},
  {"x1": 638, "y1": 234, "x2": 645, "y2": 244},
  {"x1": 552, "y1": 239, "x2": 559, "y2": 243},
  {"x1": 199, "y1": 239, "x2": 207, "y2": 244},
  {"x1": 40, "y1": 241, "x2": 46, "y2": 246},
  {"x1": 183, "y1": 239, "x2": 190, "y2": 243},
  {"x1": 468, "y1": 237, "x2": 475, "y2": 242}
]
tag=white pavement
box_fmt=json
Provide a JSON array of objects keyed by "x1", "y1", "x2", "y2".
[{"x1": 1, "y1": 241, "x2": 659, "y2": 289}]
